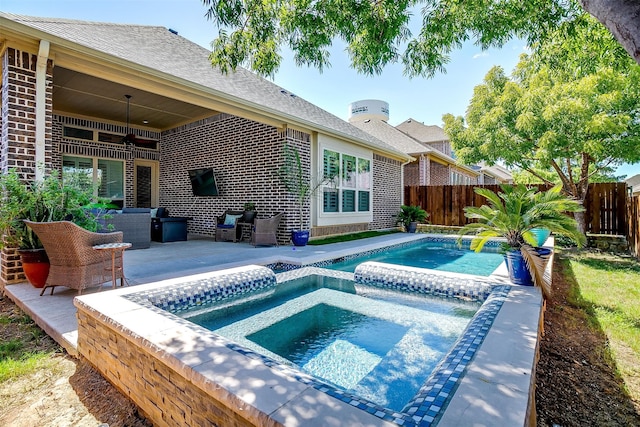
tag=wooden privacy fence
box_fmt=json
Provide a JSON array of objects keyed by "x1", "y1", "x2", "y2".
[
  {"x1": 404, "y1": 182, "x2": 629, "y2": 236},
  {"x1": 628, "y1": 194, "x2": 640, "y2": 258}
]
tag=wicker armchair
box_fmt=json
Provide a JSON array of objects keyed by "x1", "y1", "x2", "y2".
[
  {"x1": 215, "y1": 210, "x2": 245, "y2": 242},
  {"x1": 251, "y1": 213, "x2": 283, "y2": 247},
  {"x1": 24, "y1": 221, "x2": 123, "y2": 296}
]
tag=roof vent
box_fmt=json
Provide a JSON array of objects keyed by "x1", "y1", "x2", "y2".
[{"x1": 168, "y1": 28, "x2": 178, "y2": 35}]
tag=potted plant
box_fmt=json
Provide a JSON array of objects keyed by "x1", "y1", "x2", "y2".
[
  {"x1": 278, "y1": 144, "x2": 336, "y2": 246},
  {"x1": 396, "y1": 205, "x2": 429, "y2": 233},
  {"x1": 0, "y1": 169, "x2": 101, "y2": 287},
  {"x1": 458, "y1": 184, "x2": 585, "y2": 296}
]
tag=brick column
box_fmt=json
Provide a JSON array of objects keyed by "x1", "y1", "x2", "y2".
[
  {"x1": 1, "y1": 47, "x2": 53, "y2": 178},
  {"x1": 1, "y1": 47, "x2": 54, "y2": 285}
]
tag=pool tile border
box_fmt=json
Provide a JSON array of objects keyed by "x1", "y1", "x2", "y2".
[{"x1": 123, "y1": 264, "x2": 509, "y2": 427}]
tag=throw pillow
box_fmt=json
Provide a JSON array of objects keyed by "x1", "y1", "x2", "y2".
[
  {"x1": 150, "y1": 208, "x2": 158, "y2": 218},
  {"x1": 223, "y1": 214, "x2": 242, "y2": 226}
]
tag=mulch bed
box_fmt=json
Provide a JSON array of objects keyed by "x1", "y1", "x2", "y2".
[{"x1": 535, "y1": 254, "x2": 640, "y2": 426}]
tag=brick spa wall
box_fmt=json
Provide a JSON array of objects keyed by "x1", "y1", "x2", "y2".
[
  {"x1": 76, "y1": 309, "x2": 261, "y2": 427},
  {"x1": 371, "y1": 153, "x2": 402, "y2": 230},
  {"x1": 160, "y1": 114, "x2": 306, "y2": 244}
]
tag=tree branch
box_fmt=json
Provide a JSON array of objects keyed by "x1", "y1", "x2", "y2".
[{"x1": 579, "y1": 0, "x2": 640, "y2": 64}]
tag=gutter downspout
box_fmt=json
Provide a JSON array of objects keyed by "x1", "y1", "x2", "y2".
[
  {"x1": 400, "y1": 156, "x2": 414, "y2": 205},
  {"x1": 35, "y1": 40, "x2": 50, "y2": 181}
]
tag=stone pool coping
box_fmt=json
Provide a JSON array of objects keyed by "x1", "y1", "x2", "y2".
[{"x1": 74, "y1": 263, "x2": 543, "y2": 427}]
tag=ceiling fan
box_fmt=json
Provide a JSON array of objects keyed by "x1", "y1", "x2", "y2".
[{"x1": 121, "y1": 95, "x2": 152, "y2": 145}]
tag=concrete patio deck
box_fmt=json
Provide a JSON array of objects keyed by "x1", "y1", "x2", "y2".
[{"x1": 3, "y1": 232, "x2": 430, "y2": 356}]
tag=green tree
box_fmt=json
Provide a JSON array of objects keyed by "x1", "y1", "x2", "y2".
[
  {"x1": 443, "y1": 18, "x2": 640, "y2": 233},
  {"x1": 201, "y1": 0, "x2": 640, "y2": 77}
]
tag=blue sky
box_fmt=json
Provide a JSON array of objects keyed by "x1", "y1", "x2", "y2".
[{"x1": 2, "y1": 0, "x2": 637, "y2": 178}]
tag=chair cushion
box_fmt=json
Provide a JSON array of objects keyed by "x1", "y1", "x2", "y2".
[
  {"x1": 223, "y1": 214, "x2": 242, "y2": 225},
  {"x1": 122, "y1": 208, "x2": 151, "y2": 214},
  {"x1": 217, "y1": 224, "x2": 235, "y2": 229}
]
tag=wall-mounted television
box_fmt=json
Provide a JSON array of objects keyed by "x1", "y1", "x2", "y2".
[{"x1": 188, "y1": 168, "x2": 219, "y2": 196}]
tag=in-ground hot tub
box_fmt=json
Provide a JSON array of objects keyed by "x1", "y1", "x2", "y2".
[{"x1": 74, "y1": 263, "x2": 543, "y2": 427}]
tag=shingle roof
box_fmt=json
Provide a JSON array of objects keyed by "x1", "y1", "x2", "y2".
[
  {"x1": 626, "y1": 173, "x2": 640, "y2": 187},
  {"x1": 479, "y1": 163, "x2": 513, "y2": 181},
  {"x1": 351, "y1": 120, "x2": 433, "y2": 156},
  {"x1": 1, "y1": 13, "x2": 410, "y2": 160},
  {"x1": 351, "y1": 119, "x2": 470, "y2": 168},
  {"x1": 395, "y1": 118, "x2": 448, "y2": 143}
]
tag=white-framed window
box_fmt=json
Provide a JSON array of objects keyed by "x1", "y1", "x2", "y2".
[
  {"x1": 62, "y1": 155, "x2": 125, "y2": 206},
  {"x1": 322, "y1": 149, "x2": 371, "y2": 213},
  {"x1": 62, "y1": 125, "x2": 158, "y2": 149},
  {"x1": 450, "y1": 170, "x2": 472, "y2": 185}
]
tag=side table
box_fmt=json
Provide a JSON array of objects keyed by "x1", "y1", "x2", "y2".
[
  {"x1": 93, "y1": 242, "x2": 132, "y2": 289},
  {"x1": 236, "y1": 222, "x2": 254, "y2": 242}
]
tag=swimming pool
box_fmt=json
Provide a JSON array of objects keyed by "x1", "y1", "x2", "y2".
[
  {"x1": 74, "y1": 241, "x2": 545, "y2": 427},
  {"x1": 273, "y1": 236, "x2": 505, "y2": 276},
  {"x1": 182, "y1": 274, "x2": 480, "y2": 412}
]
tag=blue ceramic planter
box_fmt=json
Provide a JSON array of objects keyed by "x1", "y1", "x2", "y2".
[
  {"x1": 504, "y1": 250, "x2": 533, "y2": 286},
  {"x1": 530, "y1": 228, "x2": 551, "y2": 247},
  {"x1": 291, "y1": 230, "x2": 310, "y2": 246}
]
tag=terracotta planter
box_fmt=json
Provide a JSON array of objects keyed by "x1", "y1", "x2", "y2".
[{"x1": 18, "y1": 248, "x2": 50, "y2": 288}]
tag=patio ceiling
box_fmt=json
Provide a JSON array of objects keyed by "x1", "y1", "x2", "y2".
[{"x1": 53, "y1": 67, "x2": 217, "y2": 131}]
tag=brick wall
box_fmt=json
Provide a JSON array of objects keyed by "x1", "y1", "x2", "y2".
[
  {"x1": 160, "y1": 114, "x2": 308, "y2": 243},
  {"x1": 430, "y1": 162, "x2": 449, "y2": 186},
  {"x1": 427, "y1": 141, "x2": 451, "y2": 156},
  {"x1": 0, "y1": 48, "x2": 53, "y2": 178},
  {"x1": 404, "y1": 161, "x2": 420, "y2": 186},
  {"x1": 0, "y1": 48, "x2": 54, "y2": 284},
  {"x1": 371, "y1": 153, "x2": 402, "y2": 229},
  {"x1": 52, "y1": 115, "x2": 162, "y2": 208}
]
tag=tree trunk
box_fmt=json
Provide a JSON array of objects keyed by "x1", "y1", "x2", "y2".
[
  {"x1": 580, "y1": 0, "x2": 640, "y2": 64},
  {"x1": 574, "y1": 209, "x2": 588, "y2": 236}
]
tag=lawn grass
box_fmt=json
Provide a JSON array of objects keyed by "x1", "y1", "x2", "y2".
[
  {"x1": 0, "y1": 351, "x2": 54, "y2": 382},
  {"x1": 308, "y1": 229, "x2": 400, "y2": 245},
  {"x1": 0, "y1": 302, "x2": 60, "y2": 383},
  {"x1": 564, "y1": 250, "x2": 640, "y2": 401}
]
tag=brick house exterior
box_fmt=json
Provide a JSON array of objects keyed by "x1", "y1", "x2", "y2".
[
  {"x1": 0, "y1": 14, "x2": 411, "y2": 286},
  {"x1": 349, "y1": 108, "x2": 512, "y2": 187}
]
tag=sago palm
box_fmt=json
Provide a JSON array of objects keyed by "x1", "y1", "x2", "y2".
[{"x1": 459, "y1": 184, "x2": 586, "y2": 297}]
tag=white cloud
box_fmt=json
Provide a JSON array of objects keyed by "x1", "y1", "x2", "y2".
[{"x1": 472, "y1": 52, "x2": 489, "y2": 59}]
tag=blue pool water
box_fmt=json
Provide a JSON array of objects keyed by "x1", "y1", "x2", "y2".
[
  {"x1": 184, "y1": 274, "x2": 479, "y2": 411},
  {"x1": 321, "y1": 240, "x2": 503, "y2": 275}
]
